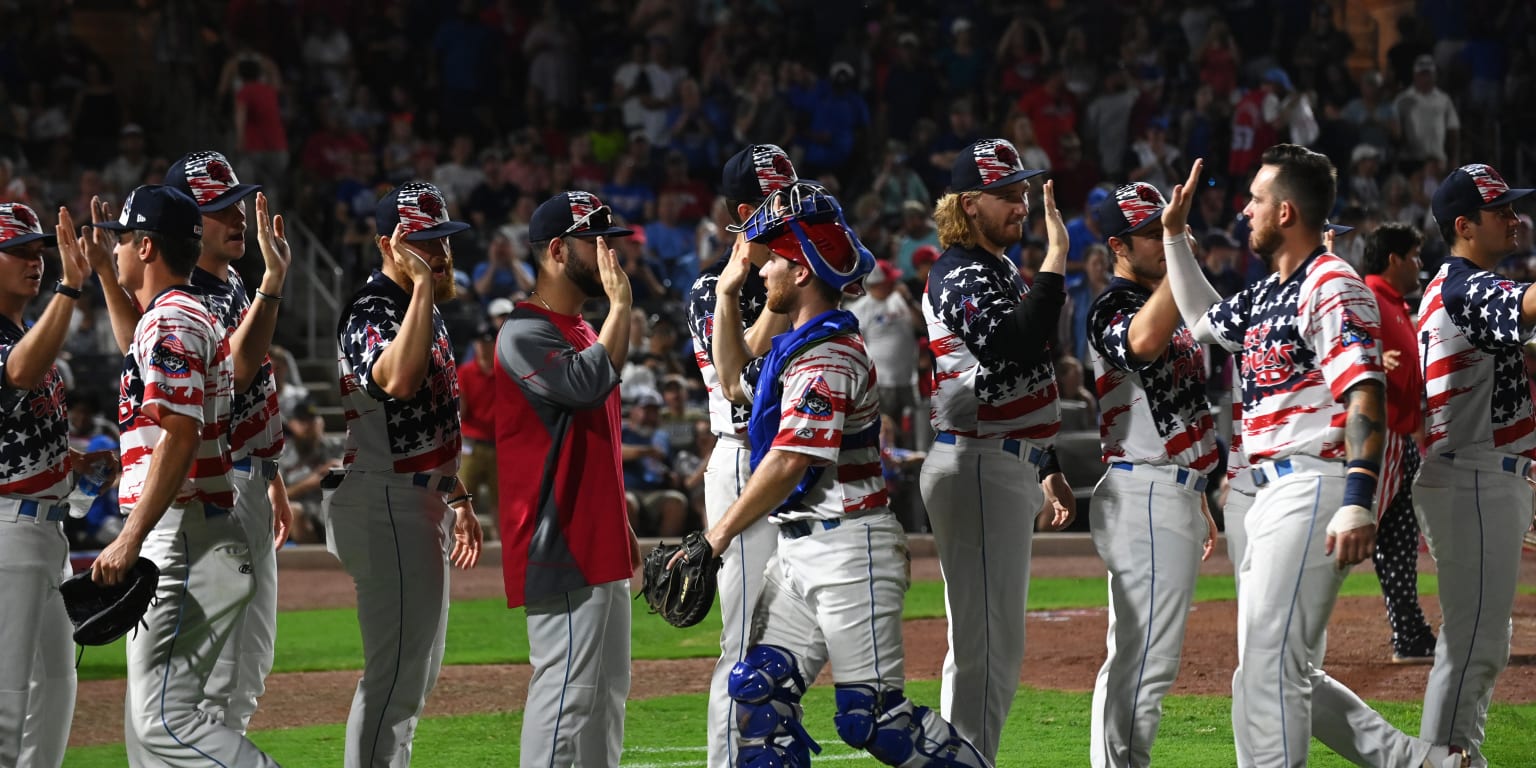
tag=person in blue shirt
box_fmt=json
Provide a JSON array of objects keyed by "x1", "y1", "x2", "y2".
[{"x1": 620, "y1": 386, "x2": 688, "y2": 537}]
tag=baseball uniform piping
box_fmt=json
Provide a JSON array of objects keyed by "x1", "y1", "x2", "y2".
[
  {"x1": 548, "y1": 591, "x2": 573, "y2": 765},
  {"x1": 1444, "y1": 470, "x2": 1487, "y2": 744},
  {"x1": 158, "y1": 530, "x2": 231, "y2": 768},
  {"x1": 363, "y1": 491, "x2": 406, "y2": 768},
  {"x1": 974, "y1": 461, "x2": 993, "y2": 756},
  {"x1": 728, "y1": 459, "x2": 746, "y2": 768},
  {"x1": 1126, "y1": 484, "x2": 1158, "y2": 763},
  {"x1": 865, "y1": 524, "x2": 882, "y2": 684},
  {"x1": 1277, "y1": 478, "x2": 1323, "y2": 766}
]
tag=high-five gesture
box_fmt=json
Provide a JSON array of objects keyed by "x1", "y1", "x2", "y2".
[
  {"x1": 53, "y1": 207, "x2": 89, "y2": 288},
  {"x1": 1041, "y1": 179, "x2": 1068, "y2": 269},
  {"x1": 253, "y1": 192, "x2": 291, "y2": 282},
  {"x1": 595, "y1": 235, "x2": 632, "y2": 308},
  {"x1": 1162, "y1": 158, "x2": 1205, "y2": 233}
]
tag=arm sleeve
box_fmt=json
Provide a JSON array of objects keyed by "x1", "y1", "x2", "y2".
[
  {"x1": 928, "y1": 262, "x2": 1065, "y2": 369},
  {"x1": 498, "y1": 314, "x2": 620, "y2": 410},
  {"x1": 768, "y1": 351, "x2": 853, "y2": 465},
  {"x1": 340, "y1": 296, "x2": 401, "y2": 402},
  {"x1": 136, "y1": 310, "x2": 211, "y2": 427},
  {"x1": 1302, "y1": 269, "x2": 1387, "y2": 402},
  {"x1": 1163, "y1": 232, "x2": 1240, "y2": 349},
  {"x1": 1088, "y1": 289, "x2": 1157, "y2": 373},
  {"x1": 1440, "y1": 268, "x2": 1536, "y2": 350}
]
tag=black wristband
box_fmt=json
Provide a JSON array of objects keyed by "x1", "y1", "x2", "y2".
[
  {"x1": 445, "y1": 493, "x2": 474, "y2": 508},
  {"x1": 54, "y1": 282, "x2": 82, "y2": 299},
  {"x1": 255, "y1": 289, "x2": 282, "y2": 302}
]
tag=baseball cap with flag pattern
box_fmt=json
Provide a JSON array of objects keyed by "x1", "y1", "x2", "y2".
[
  {"x1": 0, "y1": 202, "x2": 57, "y2": 250},
  {"x1": 951, "y1": 138, "x2": 1046, "y2": 193},
  {"x1": 165, "y1": 151, "x2": 261, "y2": 213},
  {"x1": 720, "y1": 144, "x2": 798, "y2": 202},
  {"x1": 1431, "y1": 163, "x2": 1535, "y2": 228},
  {"x1": 1097, "y1": 182, "x2": 1167, "y2": 240},
  {"x1": 375, "y1": 181, "x2": 471, "y2": 241},
  {"x1": 528, "y1": 191, "x2": 634, "y2": 242}
]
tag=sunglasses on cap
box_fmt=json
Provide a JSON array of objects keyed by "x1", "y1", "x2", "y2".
[{"x1": 564, "y1": 204, "x2": 614, "y2": 237}]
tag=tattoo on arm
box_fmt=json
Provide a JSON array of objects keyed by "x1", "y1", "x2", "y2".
[{"x1": 1344, "y1": 381, "x2": 1386, "y2": 465}]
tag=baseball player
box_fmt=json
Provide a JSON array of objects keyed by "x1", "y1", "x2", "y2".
[
  {"x1": 0, "y1": 203, "x2": 90, "y2": 768},
  {"x1": 497, "y1": 191, "x2": 639, "y2": 768},
  {"x1": 918, "y1": 138, "x2": 1075, "y2": 761},
  {"x1": 685, "y1": 143, "x2": 795, "y2": 768},
  {"x1": 695, "y1": 184, "x2": 989, "y2": 768},
  {"x1": 1085, "y1": 182, "x2": 1220, "y2": 768},
  {"x1": 1414, "y1": 163, "x2": 1536, "y2": 766},
  {"x1": 88, "y1": 185, "x2": 278, "y2": 767},
  {"x1": 1163, "y1": 149, "x2": 1465, "y2": 767},
  {"x1": 330, "y1": 181, "x2": 484, "y2": 768},
  {"x1": 1359, "y1": 222, "x2": 1438, "y2": 664}
]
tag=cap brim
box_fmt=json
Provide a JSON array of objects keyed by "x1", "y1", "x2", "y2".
[
  {"x1": 0, "y1": 232, "x2": 58, "y2": 249},
  {"x1": 973, "y1": 167, "x2": 1048, "y2": 192},
  {"x1": 197, "y1": 183, "x2": 262, "y2": 212},
  {"x1": 566, "y1": 225, "x2": 634, "y2": 239},
  {"x1": 1325, "y1": 223, "x2": 1355, "y2": 236},
  {"x1": 92, "y1": 221, "x2": 132, "y2": 232},
  {"x1": 1485, "y1": 188, "x2": 1536, "y2": 209},
  {"x1": 403, "y1": 221, "x2": 473, "y2": 241},
  {"x1": 1125, "y1": 212, "x2": 1166, "y2": 236}
]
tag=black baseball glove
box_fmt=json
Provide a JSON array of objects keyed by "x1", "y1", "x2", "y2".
[
  {"x1": 639, "y1": 531, "x2": 720, "y2": 628},
  {"x1": 60, "y1": 557, "x2": 159, "y2": 646}
]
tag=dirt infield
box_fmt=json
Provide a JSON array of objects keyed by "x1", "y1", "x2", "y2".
[{"x1": 68, "y1": 550, "x2": 1536, "y2": 747}]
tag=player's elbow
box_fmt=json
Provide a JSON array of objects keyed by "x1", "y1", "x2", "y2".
[
  {"x1": 3, "y1": 364, "x2": 47, "y2": 392},
  {"x1": 720, "y1": 380, "x2": 750, "y2": 405}
]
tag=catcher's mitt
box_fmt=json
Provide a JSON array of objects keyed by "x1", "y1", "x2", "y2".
[
  {"x1": 59, "y1": 557, "x2": 159, "y2": 646},
  {"x1": 639, "y1": 532, "x2": 720, "y2": 628}
]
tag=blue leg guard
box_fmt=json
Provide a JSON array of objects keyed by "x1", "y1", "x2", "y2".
[
  {"x1": 728, "y1": 645, "x2": 823, "y2": 768},
  {"x1": 833, "y1": 684, "x2": 992, "y2": 768}
]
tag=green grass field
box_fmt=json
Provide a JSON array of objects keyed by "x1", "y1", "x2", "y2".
[
  {"x1": 75, "y1": 572, "x2": 1458, "y2": 681},
  {"x1": 63, "y1": 683, "x2": 1536, "y2": 767}
]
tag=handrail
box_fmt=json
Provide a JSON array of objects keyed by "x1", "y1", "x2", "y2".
[{"x1": 288, "y1": 217, "x2": 346, "y2": 364}]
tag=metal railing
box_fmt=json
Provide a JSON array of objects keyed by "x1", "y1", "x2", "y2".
[{"x1": 288, "y1": 218, "x2": 346, "y2": 365}]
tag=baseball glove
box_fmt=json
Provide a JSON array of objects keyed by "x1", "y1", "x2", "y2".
[
  {"x1": 59, "y1": 558, "x2": 160, "y2": 646},
  {"x1": 639, "y1": 532, "x2": 720, "y2": 628}
]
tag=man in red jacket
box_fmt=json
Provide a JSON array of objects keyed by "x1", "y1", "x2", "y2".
[
  {"x1": 495, "y1": 191, "x2": 639, "y2": 768},
  {"x1": 1360, "y1": 222, "x2": 1438, "y2": 663}
]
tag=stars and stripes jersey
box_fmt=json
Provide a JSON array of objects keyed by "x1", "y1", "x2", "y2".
[
  {"x1": 686, "y1": 258, "x2": 769, "y2": 437},
  {"x1": 118, "y1": 287, "x2": 236, "y2": 511},
  {"x1": 1088, "y1": 278, "x2": 1219, "y2": 472},
  {"x1": 740, "y1": 332, "x2": 888, "y2": 521},
  {"x1": 337, "y1": 270, "x2": 462, "y2": 475},
  {"x1": 1226, "y1": 377, "x2": 1257, "y2": 493},
  {"x1": 1417, "y1": 257, "x2": 1536, "y2": 457},
  {"x1": 1202, "y1": 249, "x2": 1385, "y2": 463},
  {"x1": 924, "y1": 245, "x2": 1061, "y2": 441},
  {"x1": 191, "y1": 266, "x2": 283, "y2": 460},
  {"x1": 0, "y1": 316, "x2": 70, "y2": 499}
]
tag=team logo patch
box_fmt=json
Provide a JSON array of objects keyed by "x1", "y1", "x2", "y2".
[
  {"x1": 1339, "y1": 308, "x2": 1375, "y2": 349},
  {"x1": 363, "y1": 325, "x2": 384, "y2": 352},
  {"x1": 793, "y1": 375, "x2": 835, "y2": 420},
  {"x1": 973, "y1": 139, "x2": 1024, "y2": 186},
  {"x1": 961, "y1": 295, "x2": 982, "y2": 327},
  {"x1": 702, "y1": 313, "x2": 714, "y2": 339},
  {"x1": 151, "y1": 334, "x2": 191, "y2": 378}
]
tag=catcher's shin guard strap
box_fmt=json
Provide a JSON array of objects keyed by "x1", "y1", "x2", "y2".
[
  {"x1": 729, "y1": 646, "x2": 822, "y2": 758},
  {"x1": 834, "y1": 684, "x2": 991, "y2": 768}
]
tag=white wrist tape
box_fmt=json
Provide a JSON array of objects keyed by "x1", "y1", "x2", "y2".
[{"x1": 1327, "y1": 504, "x2": 1375, "y2": 536}]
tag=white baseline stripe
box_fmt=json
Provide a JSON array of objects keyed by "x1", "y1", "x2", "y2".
[{"x1": 624, "y1": 752, "x2": 867, "y2": 767}]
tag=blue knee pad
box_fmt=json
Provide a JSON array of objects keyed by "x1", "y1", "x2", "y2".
[
  {"x1": 728, "y1": 645, "x2": 822, "y2": 768},
  {"x1": 833, "y1": 684, "x2": 991, "y2": 768}
]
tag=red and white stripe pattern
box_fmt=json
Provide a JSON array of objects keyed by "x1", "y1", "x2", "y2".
[
  {"x1": 119, "y1": 289, "x2": 235, "y2": 510},
  {"x1": 971, "y1": 139, "x2": 1025, "y2": 187},
  {"x1": 177, "y1": 151, "x2": 244, "y2": 207},
  {"x1": 193, "y1": 267, "x2": 283, "y2": 460},
  {"x1": 0, "y1": 202, "x2": 45, "y2": 243},
  {"x1": 1205, "y1": 252, "x2": 1385, "y2": 463},
  {"x1": 393, "y1": 181, "x2": 452, "y2": 237},
  {"x1": 761, "y1": 334, "x2": 887, "y2": 519},
  {"x1": 1417, "y1": 257, "x2": 1536, "y2": 457}
]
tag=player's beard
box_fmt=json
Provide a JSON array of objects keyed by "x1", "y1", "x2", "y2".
[
  {"x1": 1249, "y1": 220, "x2": 1283, "y2": 264},
  {"x1": 765, "y1": 279, "x2": 796, "y2": 313},
  {"x1": 975, "y1": 206, "x2": 1024, "y2": 250},
  {"x1": 431, "y1": 256, "x2": 457, "y2": 303},
  {"x1": 565, "y1": 254, "x2": 604, "y2": 298}
]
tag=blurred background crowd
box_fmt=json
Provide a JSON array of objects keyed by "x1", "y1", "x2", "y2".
[{"x1": 4, "y1": 0, "x2": 1535, "y2": 547}]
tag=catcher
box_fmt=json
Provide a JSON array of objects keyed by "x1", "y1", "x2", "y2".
[{"x1": 669, "y1": 184, "x2": 992, "y2": 768}]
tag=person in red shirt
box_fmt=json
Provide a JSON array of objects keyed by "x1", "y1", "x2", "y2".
[
  {"x1": 496, "y1": 191, "x2": 638, "y2": 767},
  {"x1": 457, "y1": 321, "x2": 497, "y2": 520},
  {"x1": 1360, "y1": 222, "x2": 1437, "y2": 663},
  {"x1": 234, "y1": 59, "x2": 288, "y2": 204}
]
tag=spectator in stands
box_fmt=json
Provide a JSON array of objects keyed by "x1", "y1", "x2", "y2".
[
  {"x1": 464, "y1": 155, "x2": 520, "y2": 234},
  {"x1": 1017, "y1": 65, "x2": 1078, "y2": 166},
  {"x1": 1343, "y1": 70, "x2": 1401, "y2": 163},
  {"x1": 798, "y1": 61, "x2": 868, "y2": 175},
  {"x1": 268, "y1": 345, "x2": 307, "y2": 421},
  {"x1": 1065, "y1": 186, "x2": 1110, "y2": 286},
  {"x1": 502, "y1": 131, "x2": 549, "y2": 199},
  {"x1": 1397, "y1": 54, "x2": 1460, "y2": 166},
  {"x1": 621, "y1": 385, "x2": 688, "y2": 536},
  {"x1": 645, "y1": 192, "x2": 697, "y2": 294},
  {"x1": 732, "y1": 63, "x2": 794, "y2": 149},
  {"x1": 1052, "y1": 132, "x2": 1102, "y2": 220},
  {"x1": 277, "y1": 399, "x2": 342, "y2": 545},
  {"x1": 602, "y1": 156, "x2": 656, "y2": 225},
  {"x1": 433, "y1": 135, "x2": 484, "y2": 212},
  {"x1": 1348, "y1": 144, "x2": 1385, "y2": 210},
  {"x1": 939, "y1": 17, "x2": 984, "y2": 99},
  {"x1": 1069, "y1": 244, "x2": 1112, "y2": 363},
  {"x1": 848, "y1": 260, "x2": 924, "y2": 449},
  {"x1": 1195, "y1": 18, "x2": 1240, "y2": 101},
  {"x1": 473, "y1": 231, "x2": 535, "y2": 304},
  {"x1": 1007, "y1": 113, "x2": 1053, "y2": 173},
  {"x1": 1125, "y1": 116, "x2": 1182, "y2": 197},
  {"x1": 101, "y1": 124, "x2": 148, "y2": 200},
  {"x1": 1054, "y1": 355, "x2": 1098, "y2": 432},
  {"x1": 892, "y1": 200, "x2": 940, "y2": 274},
  {"x1": 884, "y1": 32, "x2": 936, "y2": 136},
  {"x1": 1200, "y1": 231, "x2": 1248, "y2": 299},
  {"x1": 231, "y1": 57, "x2": 288, "y2": 201},
  {"x1": 1084, "y1": 67, "x2": 1137, "y2": 178},
  {"x1": 523, "y1": 2, "x2": 578, "y2": 110},
  {"x1": 299, "y1": 99, "x2": 370, "y2": 183},
  {"x1": 925, "y1": 98, "x2": 981, "y2": 193},
  {"x1": 457, "y1": 321, "x2": 498, "y2": 536},
  {"x1": 657, "y1": 150, "x2": 711, "y2": 224},
  {"x1": 872, "y1": 140, "x2": 929, "y2": 224},
  {"x1": 905, "y1": 244, "x2": 940, "y2": 298}
]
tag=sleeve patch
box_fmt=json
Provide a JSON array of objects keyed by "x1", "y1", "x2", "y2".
[
  {"x1": 151, "y1": 334, "x2": 191, "y2": 378},
  {"x1": 793, "y1": 374, "x2": 835, "y2": 420}
]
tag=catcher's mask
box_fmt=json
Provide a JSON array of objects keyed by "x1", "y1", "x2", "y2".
[
  {"x1": 60, "y1": 557, "x2": 160, "y2": 646},
  {"x1": 733, "y1": 183, "x2": 875, "y2": 296}
]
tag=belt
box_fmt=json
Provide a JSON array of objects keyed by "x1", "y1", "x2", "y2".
[
  {"x1": 1109, "y1": 462, "x2": 1209, "y2": 493},
  {"x1": 15, "y1": 499, "x2": 68, "y2": 523},
  {"x1": 935, "y1": 432, "x2": 1047, "y2": 468},
  {"x1": 779, "y1": 517, "x2": 846, "y2": 539},
  {"x1": 203, "y1": 503, "x2": 231, "y2": 518},
  {"x1": 232, "y1": 456, "x2": 280, "y2": 481},
  {"x1": 1438, "y1": 451, "x2": 1534, "y2": 478},
  {"x1": 412, "y1": 473, "x2": 458, "y2": 493},
  {"x1": 1250, "y1": 456, "x2": 1345, "y2": 488}
]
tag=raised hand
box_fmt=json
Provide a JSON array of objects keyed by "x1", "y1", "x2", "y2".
[
  {"x1": 388, "y1": 223, "x2": 433, "y2": 286},
  {"x1": 717, "y1": 240, "x2": 753, "y2": 297},
  {"x1": 54, "y1": 207, "x2": 89, "y2": 288},
  {"x1": 253, "y1": 192, "x2": 291, "y2": 281},
  {"x1": 1041, "y1": 179, "x2": 1068, "y2": 261},
  {"x1": 82, "y1": 196, "x2": 119, "y2": 277},
  {"x1": 595, "y1": 235, "x2": 633, "y2": 307},
  {"x1": 1162, "y1": 158, "x2": 1206, "y2": 233}
]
